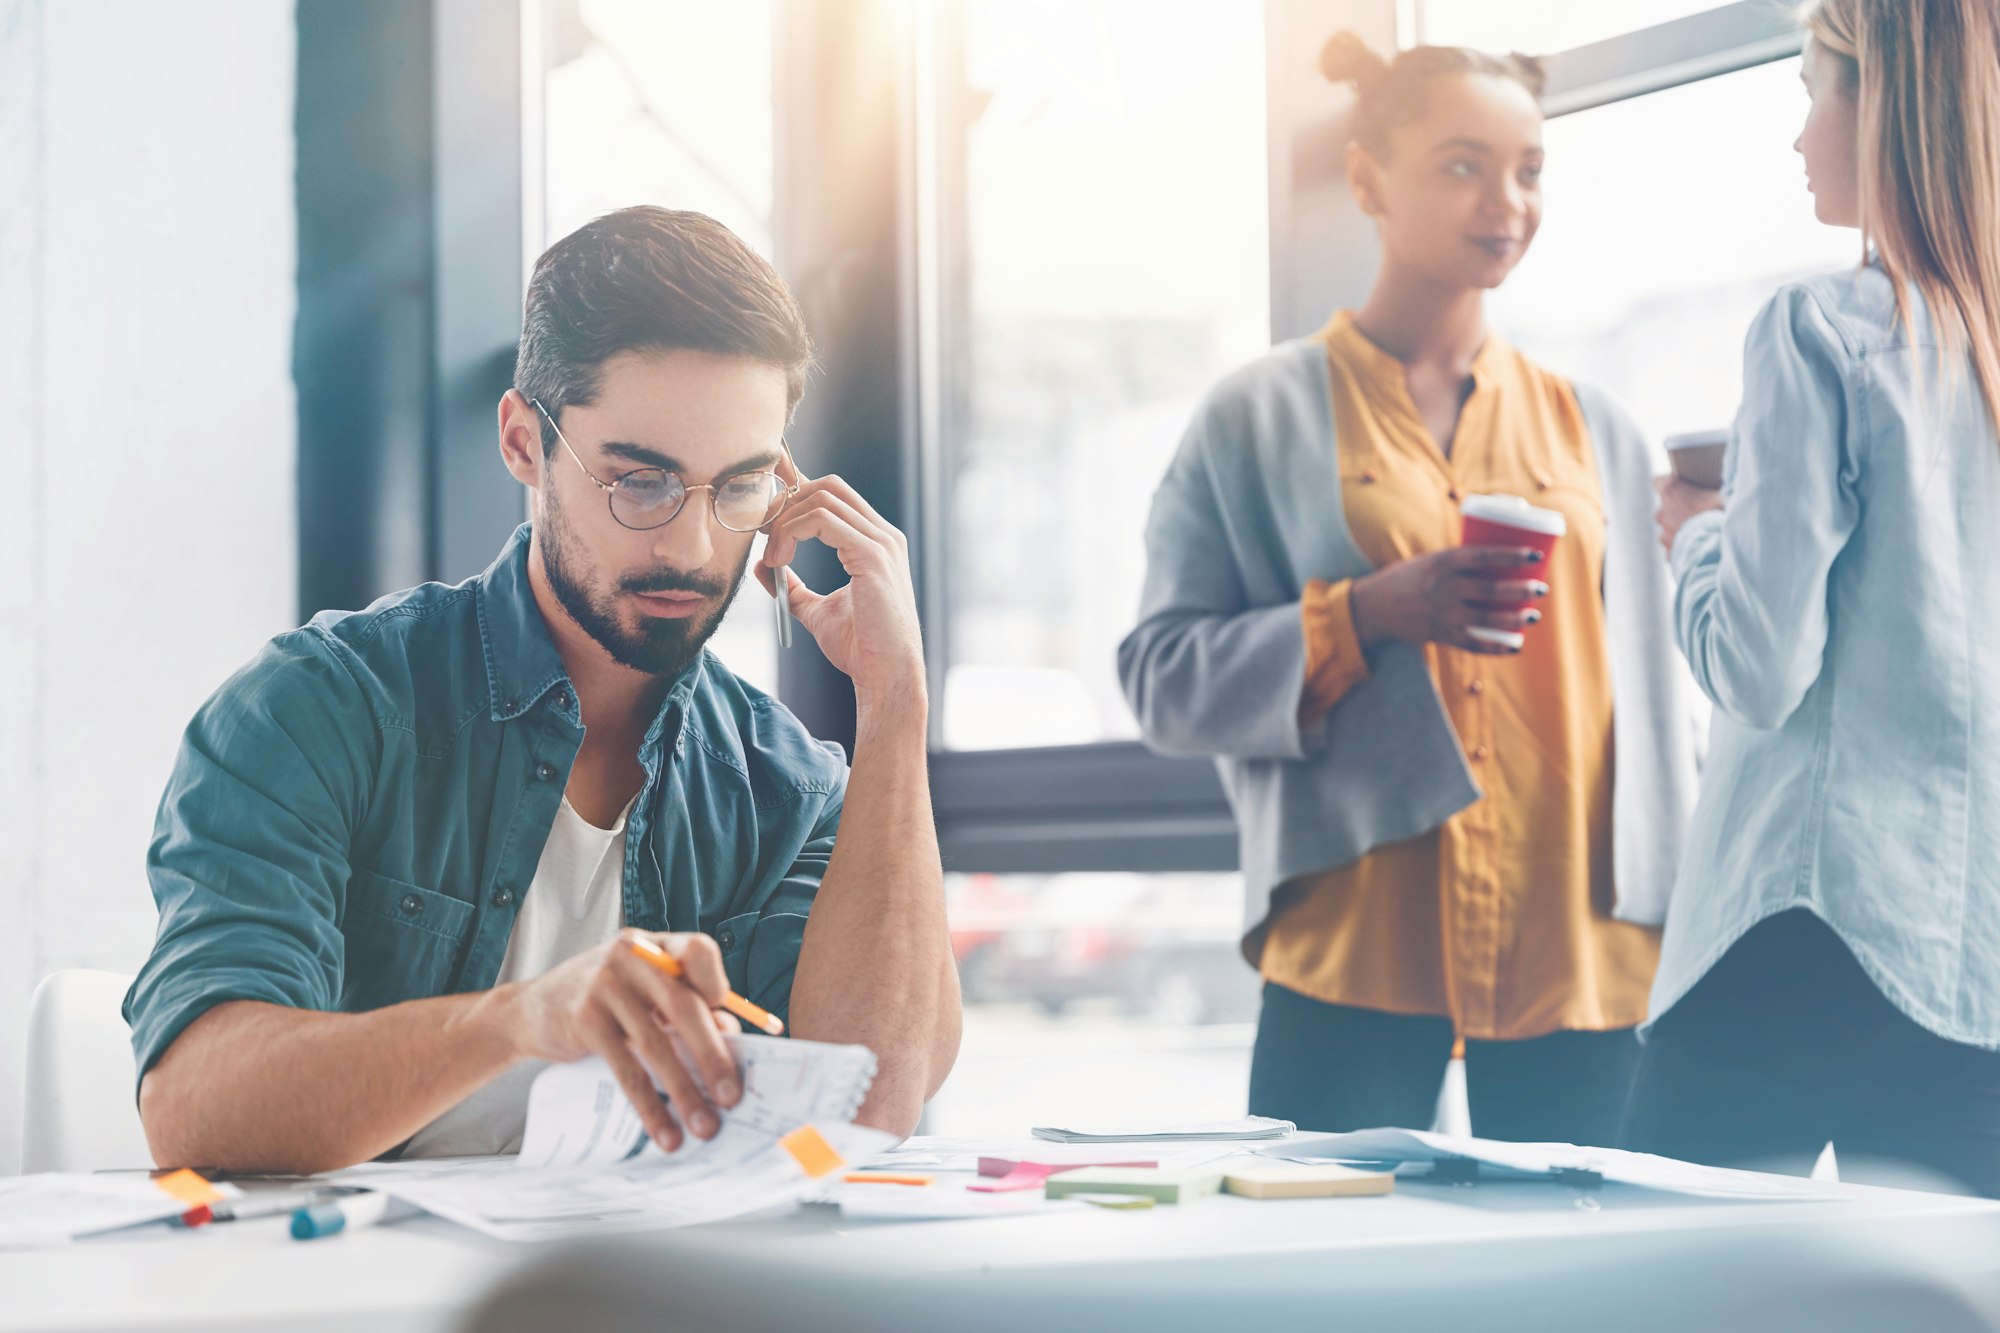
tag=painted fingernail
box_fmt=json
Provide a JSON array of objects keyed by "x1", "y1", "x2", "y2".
[
  {"x1": 1527, "y1": 610, "x2": 1542, "y2": 624},
  {"x1": 718, "y1": 1078, "x2": 741, "y2": 1104},
  {"x1": 693, "y1": 1111, "x2": 719, "y2": 1137}
]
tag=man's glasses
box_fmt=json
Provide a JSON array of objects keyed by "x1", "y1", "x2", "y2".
[{"x1": 531, "y1": 398, "x2": 798, "y2": 533}]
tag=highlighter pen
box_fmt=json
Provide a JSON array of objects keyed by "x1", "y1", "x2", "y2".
[
  {"x1": 185, "y1": 1187, "x2": 356, "y2": 1227},
  {"x1": 628, "y1": 935, "x2": 786, "y2": 1036},
  {"x1": 290, "y1": 1192, "x2": 392, "y2": 1241}
]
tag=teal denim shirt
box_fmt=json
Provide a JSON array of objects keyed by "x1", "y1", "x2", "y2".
[{"x1": 124, "y1": 524, "x2": 848, "y2": 1082}]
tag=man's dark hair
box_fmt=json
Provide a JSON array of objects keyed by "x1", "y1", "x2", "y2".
[{"x1": 515, "y1": 206, "x2": 813, "y2": 452}]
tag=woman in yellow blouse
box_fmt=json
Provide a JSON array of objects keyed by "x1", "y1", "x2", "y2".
[{"x1": 1119, "y1": 33, "x2": 1696, "y2": 1142}]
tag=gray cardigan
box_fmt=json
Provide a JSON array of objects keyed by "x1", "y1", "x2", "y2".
[{"x1": 1117, "y1": 339, "x2": 1698, "y2": 953}]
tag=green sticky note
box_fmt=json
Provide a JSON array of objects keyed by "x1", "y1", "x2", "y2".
[{"x1": 1045, "y1": 1167, "x2": 1223, "y2": 1205}]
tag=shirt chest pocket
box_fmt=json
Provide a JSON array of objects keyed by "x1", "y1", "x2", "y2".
[{"x1": 340, "y1": 867, "x2": 477, "y2": 1012}]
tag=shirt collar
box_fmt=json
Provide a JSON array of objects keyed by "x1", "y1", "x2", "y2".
[
  {"x1": 474, "y1": 523, "x2": 706, "y2": 727},
  {"x1": 1319, "y1": 308, "x2": 1511, "y2": 394}
]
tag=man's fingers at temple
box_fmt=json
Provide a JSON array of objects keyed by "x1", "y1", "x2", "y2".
[
  {"x1": 793, "y1": 474, "x2": 902, "y2": 544},
  {"x1": 791, "y1": 489, "x2": 908, "y2": 563},
  {"x1": 583, "y1": 1008, "x2": 682, "y2": 1152},
  {"x1": 764, "y1": 507, "x2": 885, "y2": 577}
]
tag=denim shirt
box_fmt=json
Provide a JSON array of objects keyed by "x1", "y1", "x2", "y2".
[
  {"x1": 1655, "y1": 263, "x2": 2000, "y2": 1047},
  {"x1": 124, "y1": 524, "x2": 848, "y2": 1081}
]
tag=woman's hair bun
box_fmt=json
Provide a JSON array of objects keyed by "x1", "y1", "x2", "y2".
[{"x1": 1319, "y1": 30, "x2": 1389, "y2": 88}]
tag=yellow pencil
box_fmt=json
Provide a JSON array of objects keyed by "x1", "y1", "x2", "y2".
[{"x1": 628, "y1": 936, "x2": 786, "y2": 1036}]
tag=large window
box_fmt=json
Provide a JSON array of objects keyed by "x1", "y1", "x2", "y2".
[
  {"x1": 930, "y1": 0, "x2": 1269, "y2": 752},
  {"x1": 538, "y1": 0, "x2": 781, "y2": 695},
  {"x1": 1489, "y1": 56, "x2": 1860, "y2": 447},
  {"x1": 935, "y1": 871, "x2": 1257, "y2": 1135}
]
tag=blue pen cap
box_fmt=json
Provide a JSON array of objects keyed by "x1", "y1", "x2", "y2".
[{"x1": 290, "y1": 1202, "x2": 348, "y2": 1240}]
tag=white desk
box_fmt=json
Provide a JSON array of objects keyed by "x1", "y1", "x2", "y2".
[{"x1": 8, "y1": 1174, "x2": 2000, "y2": 1332}]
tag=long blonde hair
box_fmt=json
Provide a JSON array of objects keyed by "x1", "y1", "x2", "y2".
[{"x1": 1804, "y1": 0, "x2": 2000, "y2": 432}]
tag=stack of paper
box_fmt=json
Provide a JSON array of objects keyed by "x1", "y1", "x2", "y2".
[
  {"x1": 0, "y1": 1170, "x2": 235, "y2": 1250},
  {"x1": 861, "y1": 1135, "x2": 1249, "y2": 1174},
  {"x1": 1031, "y1": 1116, "x2": 1294, "y2": 1144},
  {"x1": 1267, "y1": 1128, "x2": 1826, "y2": 1200},
  {"x1": 331, "y1": 1034, "x2": 893, "y2": 1240}
]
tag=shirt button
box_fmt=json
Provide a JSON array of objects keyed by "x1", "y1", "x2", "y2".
[
  {"x1": 718, "y1": 928, "x2": 738, "y2": 951},
  {"x1": 399, "y1": 893, "x2": 423, "y2": 916},
  {"x1": 535, "y1": 762, "x2": 557, "y2": 782},
  {"x1": 491, "y1": 888, "x2": 515, "y2": 909},
  {"x1": 1467, "y1": 680, "x2": 1484, "y2": 696},
  {"x1": 553, "y1": 689, "x2": 573, "y2": 712},
  {"x1": 1470, "y1": 745, "x2": 1489, "y2": 762}
]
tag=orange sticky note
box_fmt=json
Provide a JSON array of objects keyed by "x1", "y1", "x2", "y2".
[
  {"x1": 152, "y1": 1169, "x2": 224, "y2": 1208},
  {"x1": 779, "y1": 1125, "x2": 845, "y2": 1180}
]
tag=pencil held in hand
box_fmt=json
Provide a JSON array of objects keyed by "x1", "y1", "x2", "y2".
[{"x1": 628, "y1": 935, "x2": 785, "y2": 1036}]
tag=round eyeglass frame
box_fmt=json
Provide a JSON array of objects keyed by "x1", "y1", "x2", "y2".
[{"x1": 531, "y1": 396, "x2": 800, "y2": 533}]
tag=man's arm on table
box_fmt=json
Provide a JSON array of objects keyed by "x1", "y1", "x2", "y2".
[
  {"x1": 757, "y1": 474, "x2": 963, "y2": 1136},
  {"x1": 140, "y1": 931, "x2": 744, "y2": 1175}
]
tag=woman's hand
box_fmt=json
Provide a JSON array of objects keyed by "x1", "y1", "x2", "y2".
[
  {"x1": 1349, "y1": 546, "x2": 1549, "y2": 656},
  {"x1": 1654, "y1": 476, "x2": 1725, "y2": 555}
]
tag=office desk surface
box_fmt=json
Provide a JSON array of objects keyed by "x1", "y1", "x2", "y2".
[{"x1": 7, "y1": 1175, "x2": 2000, "y2": 1333}]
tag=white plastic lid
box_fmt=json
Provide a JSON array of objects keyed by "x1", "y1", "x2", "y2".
[{"x1": 1460, "y1": 492, "x2": 1566, "y2": 538}]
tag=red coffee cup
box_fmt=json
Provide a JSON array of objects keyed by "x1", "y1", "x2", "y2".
[{"x1": 1459, "y1": 493, "x2": 1565, "y2": 650}]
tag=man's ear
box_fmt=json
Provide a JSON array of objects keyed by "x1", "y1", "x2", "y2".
[
  {"x1": 1346, "y1": 140, "x2": 1386, "y2": 218},
  {"x1": 499, "y1": 389, "x2": 546, "y2": 488}
]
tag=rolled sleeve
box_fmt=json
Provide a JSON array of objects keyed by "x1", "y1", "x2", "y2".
[
  {"x1": 1299, "y1": 578, "x2": 1371, "y2": 725},
  {"x1": 123, "y1": 630, "x2": 374, "y2": 1085}
]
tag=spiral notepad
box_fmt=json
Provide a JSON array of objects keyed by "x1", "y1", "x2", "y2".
[{"x1": 518, "y1": 1034, "x2": 877, "y2": 1168}]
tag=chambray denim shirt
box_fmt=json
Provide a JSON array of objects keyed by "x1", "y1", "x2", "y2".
[
  {"x1": 124, "y1": 524, "x2": 848, "y2": 1082},
  {"x1": 1654, "y1": 263, "x2": 2000, "y2": 1047}
]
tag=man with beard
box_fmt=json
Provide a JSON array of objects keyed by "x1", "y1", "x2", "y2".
[{"x1": 124, "y1": 208, "x2": 960, "y2": 1172}]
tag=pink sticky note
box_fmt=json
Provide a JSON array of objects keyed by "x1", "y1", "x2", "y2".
[{"x1": 969, "y1": 1159, "x2": 1158, "y2": 1193}]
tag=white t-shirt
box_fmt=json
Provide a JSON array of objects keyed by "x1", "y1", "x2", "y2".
[{"x1": 401, "y1": 793, "x2": 633, "y2": 1158}]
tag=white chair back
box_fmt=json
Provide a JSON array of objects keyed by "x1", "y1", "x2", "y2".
[{"x1": 21, "y1": 970, "x2": 153, "y2": 1173}]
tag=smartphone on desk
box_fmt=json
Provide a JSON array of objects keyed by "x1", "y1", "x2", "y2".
[{"x1": 1665, "y1": 429, "x2": 1728, "y2": 490}]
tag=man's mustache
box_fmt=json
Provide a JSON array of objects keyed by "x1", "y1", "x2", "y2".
[{"x1": 620, "y1": 569, "x2": 731, "y2": 598}]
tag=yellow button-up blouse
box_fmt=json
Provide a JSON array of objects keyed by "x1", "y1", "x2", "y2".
[{"x1": 1258, "y1": 311, "x2": 1660, "y2": 1041}]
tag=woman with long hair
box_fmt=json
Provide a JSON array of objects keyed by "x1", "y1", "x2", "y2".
[
  {"x1": 1630, "y1": 0, "x2": 2000, "y2": 1194},
  {"x1": 1118, "y1": 34, "x2": 1697, "y2": 1143}
]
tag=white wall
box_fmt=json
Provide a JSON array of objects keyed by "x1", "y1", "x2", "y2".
[{"x1": 0, "y1": 0, "x2": 297, "y2": 1173}]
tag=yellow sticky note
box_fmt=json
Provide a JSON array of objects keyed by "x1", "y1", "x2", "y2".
[
  {"x1": 780, "y1": 1125, "x2": 845, "y2": 1180},
  {"x1": 151, "y1": 1168, "x2": 224, "y2": 1208}
]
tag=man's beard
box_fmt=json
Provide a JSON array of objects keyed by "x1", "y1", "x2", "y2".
[{"x1": 540, "y1": 491, "x2": 748, "y2": 678}]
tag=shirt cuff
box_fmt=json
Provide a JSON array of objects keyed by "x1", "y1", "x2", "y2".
[
  {"x1": 1300, "y1": 578, "x2": 1371, "y2": 726},
  {"x1": 1670, "y1": 508, "x2": 1726, "y2": 581}
]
